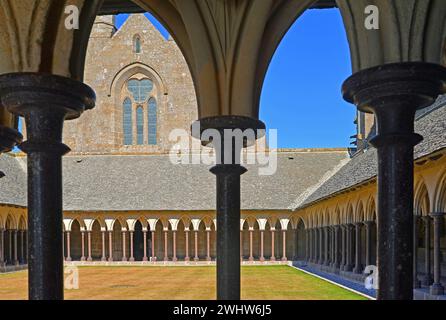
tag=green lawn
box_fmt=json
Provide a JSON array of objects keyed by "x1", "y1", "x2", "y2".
[{"x1": 0, "y1": 265, "x2": 366, "y2": 300}]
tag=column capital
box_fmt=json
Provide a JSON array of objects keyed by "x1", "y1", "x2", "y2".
[{"x1": 421, "y1": 215, "x2": 432, "y2": 222}]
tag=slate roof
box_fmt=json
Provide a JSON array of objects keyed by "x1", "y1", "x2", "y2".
[
  {"x1": 0, "y1": 149, "x2": 348, "y2": 211},
  {"x1": 2, "y1": 98, "x2": 445, "y2": 212},
  {"x1": 297, "y1": 97, "x2": 446, "y2": 209}
]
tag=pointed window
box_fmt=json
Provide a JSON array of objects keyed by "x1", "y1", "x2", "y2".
[
  {"x1": 134, "y1": 36, "x2": 141, "y2": 53},
  {"x1": 136, "y1": 106, "x2": 144, "y2": 145},
  {"x1": 148, "y1": 98, "x2": 157, "y2": 145},
  {"x1": 127, "y1": 79, "x2": 153, "y2": 103},
  {"x1": 123, "y1": 98, "x2": 132, "y2": 145}
]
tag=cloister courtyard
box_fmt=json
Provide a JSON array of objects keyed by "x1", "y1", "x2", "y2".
[{"x1": 0, "y1": 266, "x2": 365, "y2": 300}]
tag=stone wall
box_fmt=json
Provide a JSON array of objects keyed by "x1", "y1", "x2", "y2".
[{"x1": 63, "y1": 14, "x2": 198, "y2": 155}]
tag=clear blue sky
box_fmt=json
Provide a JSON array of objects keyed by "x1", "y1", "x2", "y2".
[{"x1": 117, "y1": 9, "x2": 355, "y2": 149}]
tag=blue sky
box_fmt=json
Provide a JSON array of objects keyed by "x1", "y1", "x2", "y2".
[{"x1": 117, "y1": 9, "x2": 355, "y2": 149}]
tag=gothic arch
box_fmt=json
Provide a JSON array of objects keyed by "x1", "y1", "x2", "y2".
[
  {"x1": 365, "y1": 195, "x2": 377, "y2": 221},
  {"x1": 415, "y1": 180, "x2": 430, "y2": 216},
  {"x1": 109, "y1": 62, "x2": 168, "y2": 97},
  {"x1": 433, "y1": 169, "x2": 446, "y2": 212},
  {"x1": 355, "y1": 200, "x2": 365, "y2": 223}
]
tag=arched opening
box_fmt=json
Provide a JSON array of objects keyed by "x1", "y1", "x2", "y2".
[
  {"x1": 259, "y1": 8, "x2": 354, "y2": 150},
  {"x1": 133, "y1": 220, "x2": 144, "y2": 261},
  {"x1": 4, "y1": 216, "x2": 14, "y2": 265},
  {"x1": 264, "y1": 220, "x2": 272, "y2": 260},
  {"x1": 91, "y1": 220, "x2": 102, "y2": 260},
  {"x1": 71, "y1": 220, "x2": 82, "y2": 261},
  {"x1": 296, "y1": 219, "x2": 306, "y2": 261},
  {"x1": 112, "y1": 220, "x2": 123, "y2": 261}
]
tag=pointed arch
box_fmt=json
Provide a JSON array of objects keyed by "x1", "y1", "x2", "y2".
[{"x1": 415, "y1": 179, "x2": 430, "y2": 216}]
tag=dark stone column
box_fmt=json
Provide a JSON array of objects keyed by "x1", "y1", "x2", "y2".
[
  {"x1": 305, "y1": 229, "x2": 309, "y2": 261},
  {"x1": 330, "y1": 227, "x2": 334, "y2": 267},
  {"x1": 313, "y1": 228, "x2": 318, "y2": 263},
  {"x1": 413, "y1": 215, "x2": 421, "y2": 288},
  {"x1": 364, "y1": 221, "x2": 374, "y2": 267},
  {"x1": 429, "y1": 212, "x2": 444, "y2": 295},
  {"x1": 318, "y1": 227, "x2": 323, "y2": 264},
  {"x1": 340, "y1": 225, "x2": 346, "y2": 270},
  {"x1": 353, "y1": 223, "x2": 362, "y2": 274},
  {"x1": 193, "y1": 116, "x2": 264, "y2": 301},
  {"x1": 422, "y1": 216, "x2": 433, "y2": 286},
  {"x1": 0, "y1": 73, "x2": 95, "y2": 300},
  {"x1": 333, "y1": 225, "x2": 340, "y2": 269},
  {"x1": 324, "y1": 227, "x2": 329, "y2": 265},
  {"x1": 0, "y1": 228, "x2": 4, "y2": 267},
  {"x1": 345, "y1": 224, "x2": 353, "y2": 272},
  {"x1": 343, "y1": 62, "x2": 446, "y2": 300}
]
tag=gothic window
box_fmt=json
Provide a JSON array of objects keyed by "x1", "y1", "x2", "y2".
[
  {"x1": 127, "y1": 79, "x2": 153, "y2": 103},
  {"x1": 136, "y1": 106, "x2": 144, "y2": 145},
  {"x1": 134, "y1": 36, "x2": 141, "y2": 53},
  {"x1": 123, "y1": 98, "x2": 132, "y2": 145},
  {"x1": 122, "y1": 77, "x2": 158, "y2": 146},
  {"x1": 148, "y1": 98, "x2": 157, "y2": 145}
]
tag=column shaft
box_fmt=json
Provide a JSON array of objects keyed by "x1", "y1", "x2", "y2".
[
  {"x1": 422, "y1": 216, "x2": 433, "y2": 286},
  {"x1": 129, "y1": 231, "x2": 134, "y2": 262},
  {"x1": 143, "y1": 231, "x2": 148, "y2": 262},
  {"x1": 430, "y1": 213, "x2": 444, "y2": 295},
  {"x1": 108, "y1": 231, "x2": 113, "y2": 262},
  {"x1": 66, "y1": 232, "x2": 71, "y2": 262},
  {"x1": 173, "y1": 231, "x2": 178, "y2": 262},
  {"x1": 101, "y1": 231, "x2": 106, "y2": 262},
  {"x1": 281, "y1": 230, "x2": 287, "y2": 261}
]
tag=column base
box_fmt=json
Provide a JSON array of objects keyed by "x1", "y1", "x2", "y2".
[
  {"x1": 122, "y1": 257, "x2": 128, "y2": 262},
  {"x1": 430, "y1": 283, "x2": 445, "y2": 296},
  {"x1": 184, "y1": 257, "x2": 190, "y2": 262},
  {"x1": 108, "y1": 257, "x2": 114, "y2": 262},
  {"x1": 81, "y1": 257, "x2": 86, "y2": 262},
  {"x1": 194, "y1": 257, "x2": 199, "y2": 262},
  {"x1": 87, "y1": 258, "x2": 92, "y2": 262},
  {"x1": 344, "y1": 264, "x2": 353, "y2": 272},
  {"x1": 150, "y1": 257, "x2": 157, "y2": 262},
  {"x1": 206, "y1": 257, "x2": 211, "y2": 262},
  {"x1": 129, "y1": 257, "x2": 135, "y2": 262},
  {"x1": 260, "y1": 257, "x2": 265, "y2": 262},
  {"x1": 163, "y1": 257, "x2": 169, "y2": 262},
  {"x1": 270, "y1": 256, "x2": 276, "y2": 262},
  {"x1": 281, "y1": 257, "x2": 287, "y2": 262},
  {"x1": 66, "y1": 257, "x2": 72, "y2": 262},
  {"x1": 172, "y1": 257, "x2": 178, "y2": 262},
  {"x1": 248, "y1": 257, "x2": 254, "y2": 262},
  {"x1": 101, "y1": 257, "x2": 107, "y2": 262},
  {"x1": 143, "y1": 257, "x2": 148, "y2": 262}
]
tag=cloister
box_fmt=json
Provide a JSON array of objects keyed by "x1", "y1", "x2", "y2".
[{"x1": 1, "y1": 0, "x2": 446, "y2": 301}]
